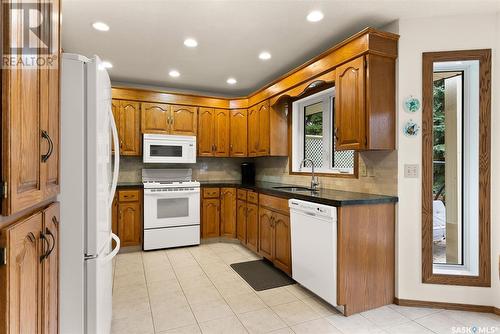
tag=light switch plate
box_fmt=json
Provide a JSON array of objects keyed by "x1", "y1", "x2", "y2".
[{"x1": 404, "y1": 164, "x2": 419, "y2": 178}]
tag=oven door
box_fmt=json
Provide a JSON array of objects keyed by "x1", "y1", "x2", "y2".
[
  {"x1": 143, "y1": 188, "x2": 200, "y2": 229},
  {"x1": 143, "y1": 135, "x2": 196, "y2": 164}
]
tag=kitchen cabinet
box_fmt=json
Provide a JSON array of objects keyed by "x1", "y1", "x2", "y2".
[
  {"x1": 1, "y1": 0, "x2": 62, "y2": 215},
  {"x1": 115, "y1": 100, "x2": 141, "y2": 156},
  {"x1": 141, "y1": 102, "x2": 170, "y2": 134},
  {"x1": 170, "y1": 105, "x2": 198, "y2": 136},
  {"x1": 247, "y1": 105, "x2": 260, "y2": 156},
  {"x1": 334, "y1": 55, "x2": 396, "y2": 151},
  {"x1": 246, "y1": 203, "x2": 259, "y2": 253},
  {"x1": 230, "y1": 109, "x2": 248, "y2": 157},
  {"x1": 202, "y1": 198, "x2": 220, "y2": 238},
  {"x1": 235, "y1": 189, "x2": 259, "y2": 251},
  {"x1": 258, "y1": 194, "x2": 291, "y2": 275},
  {"x1": 0, "y1": 202, "x2": 60, "y2": 334},
  {"x1": 220, "y1": 188, "x2": 236, "y2": 238},
  {"x1": 198, "y1": 108, "x2": 230, "y2": 157},
  {"x1": 236, "y1": 200, "x2": 247, "y2": 243},
  {"x1": 115, "y1": 188, "x2": 142, "y2": 247},
  {"x1": 247, "y1": 100, "x2": 287, "y2": 157}
]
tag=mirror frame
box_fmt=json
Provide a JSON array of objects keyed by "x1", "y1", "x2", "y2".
[{"x1": 421, "y1": 49, "x2": 491, "y2": 287}]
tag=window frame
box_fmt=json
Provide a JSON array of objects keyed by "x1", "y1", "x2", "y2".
[{"x1": 290, "y1": 87, "x2": 357, "y2": 177}]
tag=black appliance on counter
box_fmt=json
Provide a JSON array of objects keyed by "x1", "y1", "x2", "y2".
[{"x1": 241, "y1": 162, "x2": 255, "y2": 185}]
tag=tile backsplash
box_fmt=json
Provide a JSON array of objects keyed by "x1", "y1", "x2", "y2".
[{"x1": 119, "y1": 150, "x2": 397, "y2": 196}]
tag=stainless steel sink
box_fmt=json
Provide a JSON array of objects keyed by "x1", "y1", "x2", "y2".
[{"x1": 272, "y1": 186, "x2": 317, "y2": 192}]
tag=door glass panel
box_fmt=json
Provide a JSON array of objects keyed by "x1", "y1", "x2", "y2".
[
  {"x1": 157, "y1": 198, "x2": 189, "y2": 218},
  {"x1": 150, "y1": 145, "x2": 182, "y2": 157}
]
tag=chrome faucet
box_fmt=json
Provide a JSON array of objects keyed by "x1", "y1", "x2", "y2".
[{"x1": 300, "y1": 158, "x2": 320, "y2": 191}]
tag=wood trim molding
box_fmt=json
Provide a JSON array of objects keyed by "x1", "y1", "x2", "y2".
[
  {"x1": 421, "y1": 49, "x2": 492, "y2": 287},
  {"x1": 394, "y1": 298, "x2": 498, "y2": 314}
]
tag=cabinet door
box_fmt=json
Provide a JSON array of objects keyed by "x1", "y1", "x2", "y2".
[
  {"x1": 198, "y1": 107, "x2": 215, "y2": 156},
  {"x1": 214, "y1": 109, "x2": 230, "y2": 157},
  {"x1": 141, "y1": 102, "x2": 170, "y2": 134},
  {"x1": 335, "y1": 56, "x2": 366, "y2": 151},
  {"x1": 118, "y1": 201, "x2": 142, "y2": 247},
  {"x1": 42, "y1": 203, "x2": 59, "y2": 334},
  {"x1": 236, "y1": 200, "x2": 247, "y2": 243},
  {"x1": 202, "y1": 199, "x2": 220, "y2": 238},
  {"x1": 273, "y1": 212, "x2": 291, "y2": 275},
  {"x1": 220, "y1": 188, "x2": 236, "y2": 238},
  {"x1": 0, "y1": 212, "x2": 43, "y2": 334},
  {"x1": 247, "y1": 106, "x2": 259, "y2": 157},
  {"x1": 230, "y1": 110, "x2": 248, "y2": 157},
  {"x1": 119, "y1": 101, "x2": 141, "y2": 156},
  {"x1": 258, "y1": 208, "x2": 274, "y2": 260},
  {"x1": 246, "y1": 203, "x2": 258, "y2": 252},
  {"x1": 170, "y1": 105, "x2": 197, "y2": 136},
  {"x1": 256, "y1": 101, "x2": 270, "y2": 156}
]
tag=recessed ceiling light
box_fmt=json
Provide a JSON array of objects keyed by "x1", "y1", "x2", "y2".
[
  {"x1": 226, "y1": 78, "x2": 237, "y2": 85},
  {"x1": 307, "y1": 10, "x2": 324, "y2": 22},
  {"x1": 169, "y1": 70, "x2": 180, "y2": 78},
  {"x1": 259, "y1": 51, "x2": 272, "y2": 60},
  {"x1": 101, "y1": 61, "x2": 113, "y2": 69},
  {"x1": 184, "y1": 38, "x2": 198, "y2": 48},
  {"x1": 92, "y1": 22, "x2": 110, "y2": 31}
]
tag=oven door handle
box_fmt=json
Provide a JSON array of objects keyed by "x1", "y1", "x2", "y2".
[{"x1": 144, "y1": 190, "x2": 200, "y2": 196}]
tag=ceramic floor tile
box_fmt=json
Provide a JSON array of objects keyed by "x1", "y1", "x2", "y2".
[
  {"x1": 257, "y1": 287, "x2": 299, "y2": 307},
  {"x1": 326, "y1": 313, "x2": 383, "y2": 334},
  {"x1": 301, "y1": 296, "x2": 339, "y2": 317},
  {"x1": 360, "y1": 305, "x2": 411, "y2": 328},
  {"x1": 291, "y1": 318, "x2": 343, "y2": 334},
  {"x1": 443, "y1": 310, "x2": 500, "y2": 328},
  {"x1": 238, "y1": 308, "x2": 288, "y2": 334},
  {"x1": 158, "y1": 324, "x2": 202, "y2": 334},
  {"x1": 145, "y1": 268, "x2": 177, "y2": 283},
  {"x1": 387, "y1": 304, "x2": 442, "y2": 320},
  {"x1": 216, "y1": 279, "x2": 254, "y2": 297},
  {"x1": 267, "y1": 328, "x2": 295, "y2": 334},
  {"x1": 271, "y1": 300, "x2": 321, "y2": 326},
  {"x1": 384, "y1": 321, "x2": 434, "y2": 334},
  {"x1": 190, "y1": 298, "x2": 234, "y2": 323},
  {"x1": 184, "y1": 286, "x2": 224, "y2": 305},
  {"x1": 113, "y1": 271, "x2": 146, "y2": 289},
  {"x1": 199, "y1": 315, "x2": 248, "y2": 334},
  {"x1": 415, "y1": 312, "x2": 467, "y2": 334},
  {"x1": 112, "y1": 298, "x2": 150, "y2": 320},
  {"x1": 284, "y1": 284, "x2": 314, "y2": 300},
  {"x1": 225, "y1": 292, "x2": 267, "y2": 314},
  {"x1": 111, "y1": 311, "x2": 154, "y2": 334},
  {"x1": 149, "y1": 289, "x2": 189, "y2": 311},
  {"x1": 147, "y1": 278, "x2": 183, "y2": 297},
  {"x1": 152, "y1": 305, "x2": 197, "y2": 332},
  {"x1": 112, "y1": 285, "x2": 149, "y2": 303},
  {"x1": 179, "y1": 273, "x2": 214, "y2": 290}
]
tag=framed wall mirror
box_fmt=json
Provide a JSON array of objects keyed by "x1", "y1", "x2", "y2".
[{"x1": 422, "y1": 49, "x2": 491, "y2": 286}]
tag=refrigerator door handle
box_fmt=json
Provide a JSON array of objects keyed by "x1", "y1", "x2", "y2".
[
  {"x1": 109, "y1": 105, "x2": 120, "y2": 209},
  {"x1": 102, "y1": 232, "x2": 120, "y2": 263}
]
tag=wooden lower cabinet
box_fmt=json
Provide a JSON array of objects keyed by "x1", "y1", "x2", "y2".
[
  {"x1": 257, "y1": 208, "x2": 274, "y2": 260},
  {"x1": 113, "y1": 188, "x2": 143, "y2": 248},
  {"x1": 220, "y1": 188, "x2": 236, "y2": 238},
  {"x1": 272, "y1": 212, "x2": 291, "y2": 274},
  {"x1": 202, "y1": 198, "x2": 220, "y2": 238},
  {"x1": 236, "y1": 200, "x2": 247, "y2": 243},
  {"x1": 0, "y1": 202, "x2": 60, "y2": 334},
  {"x1": 245, "y1": 203, "x2": 258, "y2": 252}
]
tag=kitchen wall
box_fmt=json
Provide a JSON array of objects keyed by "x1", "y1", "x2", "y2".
[
  {"x1": 118, "y1": 156, "x2": 245, "y2": 183},
  {"x1": 255, "y1": 151, "x2": 398, "y2": 196},
  {"x1": 386, "y1": 13, "x2": 500, "y2": 308}
]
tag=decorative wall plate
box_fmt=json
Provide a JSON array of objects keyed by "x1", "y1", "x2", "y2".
[
  {"x1": 403, "y1": 120, "x2": 420, "y2": 137},
  {"x1": 404, "y1": 96, "x2": 421, "y2": 113}
]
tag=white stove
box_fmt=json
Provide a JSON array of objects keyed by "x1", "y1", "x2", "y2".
[{"x1": 142, "y1": 169, "x2": 200, "y2": 250}]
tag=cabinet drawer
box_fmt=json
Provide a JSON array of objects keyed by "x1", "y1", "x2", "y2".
[
  {"x1": 203, "y1": 188, "x2": 220, "y2": 199},
  {"x1": 237, "y1": 189, "x2": 247, "y2": 201},
  {"x1": 119, "y1": 190, "x2": 141, "y2": 202},
  {"x1": 259, "y1": 194, "x2": 289, "y2": 215},
  {"x1": 247, "y1": 191, "x2": 258, "y2": 204}
]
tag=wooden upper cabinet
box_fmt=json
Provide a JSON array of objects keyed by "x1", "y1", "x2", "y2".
[
  {"x1": 202, "y1": 198, "x2": 220, "y2": 238},
  {"x1": 220, "y1": 188, "x2": 236, "y2": 238},
  {"x1": 141, "y1": 102, "x2": 170, "y2": 134},
  {"x1": 118, "y1": 200, "x2": 142, "y2": 247},
  {"x1": 2, "y1": 0, "x2": 62, "y2": 215},
  {"x1": 230, "y1": 110, "x2": 248, "y2": 157},
  {"x1": 247, "y1": 106, "x2": 259, "y2": 156},
  {"x1": 273, "y1": 212, "x2": 291, "y2": 275},
  {"x1": 0, "y1": 212, "x2": 43, "y2": 334},
  {"x1": 198, "y1": 107, "x2": 215, "y2": 156},
  {"x1": 170, "y1": 105, "x2": 197, "y2": 136},
  {"x1": 256, "y1": 101, "x2": 270, "y2": 156},
  {"x1": 214, "y1": 109, "x2": 230, "y2": 157},
  {"x1": 117, "y1": 100, "x2": 141, "y2": 156},
  {"x1": 334, "y1": 55, "x2": 395, "y2": 151}
]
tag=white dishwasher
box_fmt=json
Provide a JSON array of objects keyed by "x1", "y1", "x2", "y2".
[{"x1": 289, "y1": 199, "x2": 337, "y2": 307}]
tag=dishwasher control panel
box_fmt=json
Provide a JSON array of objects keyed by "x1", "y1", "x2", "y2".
[{"x1": 289, "y1": 199, "x2": 336, "y2": 219}]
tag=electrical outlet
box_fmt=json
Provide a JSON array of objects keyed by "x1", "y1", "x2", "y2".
[{"x1": 404, "y1": 164, "x2": 419, "y2": 178}]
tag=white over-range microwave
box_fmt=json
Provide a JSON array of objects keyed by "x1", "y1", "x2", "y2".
[{"x1": 143, "y1": 134, "x2": 196, "y2": 163}]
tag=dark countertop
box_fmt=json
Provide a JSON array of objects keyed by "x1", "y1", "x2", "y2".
[
  {"x1": 117, "y1": 181, "x2": 143, "y2": 188},
  {"x1": 200, "y1": 180, "x2": 398, "y2": 207}
]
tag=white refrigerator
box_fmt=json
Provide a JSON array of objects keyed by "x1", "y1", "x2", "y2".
[{"x1": 59, "y1": 53, "x2": 121, "y2": 334}]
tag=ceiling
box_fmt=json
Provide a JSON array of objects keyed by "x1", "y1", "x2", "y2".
[{"x1": 61, "y1": 0, "x2": 499, "y2": 97}]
